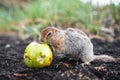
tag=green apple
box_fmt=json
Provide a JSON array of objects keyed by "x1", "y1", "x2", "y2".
[{"x1": 24, "y1": 42, "x2": 53, "y2": 68}]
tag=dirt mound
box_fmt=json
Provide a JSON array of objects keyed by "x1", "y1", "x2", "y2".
[{"x1": 0, "y1": 36, "x2": 120, "y2": 80}]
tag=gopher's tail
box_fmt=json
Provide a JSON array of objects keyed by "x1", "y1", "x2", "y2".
[{"x1": 94, "y1": 55, "x2": 117, "y2": 62}]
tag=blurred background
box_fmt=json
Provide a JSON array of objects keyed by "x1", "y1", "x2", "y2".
[{"x1": 0, "y1": 0, "x2": 120, "y2": 41}]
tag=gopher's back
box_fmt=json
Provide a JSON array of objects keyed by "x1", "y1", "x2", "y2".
[{"x1": 63, "y1": 28, "x2": 94, "y2": 59}]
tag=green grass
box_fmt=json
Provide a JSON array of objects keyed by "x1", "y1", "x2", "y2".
[
  {"x1": 1, "y1": 0, "x2": 119, "y2": 37},
  {"x1": 18, "y1": 0, "x2": 92, "y2": 26},
  {"x1": 110, "y1": 3, "x2": 120, "y2": 24}
]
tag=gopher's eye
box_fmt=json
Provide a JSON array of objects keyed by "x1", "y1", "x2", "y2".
[{"x1": 47, "y1": 32, "x2": 52, "y2": 37}]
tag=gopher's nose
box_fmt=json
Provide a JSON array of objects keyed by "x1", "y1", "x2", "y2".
[
  {"x1": 39, "y1": 38, "x2": 44, "y2": 43},
  {"x1": 40, "y1": 38, "x2": 46, "y2": 42}
]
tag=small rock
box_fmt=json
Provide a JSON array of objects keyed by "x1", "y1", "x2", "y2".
[{"x1": 5, "y1": 44, "x2": 11, "y2": 48}]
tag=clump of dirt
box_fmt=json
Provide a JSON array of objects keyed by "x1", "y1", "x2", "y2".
[{"x1": 0, "y1": 35, "x2": 120, "y2": 80}]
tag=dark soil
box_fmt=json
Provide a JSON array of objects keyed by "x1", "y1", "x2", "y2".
[{"x1": 0, "y1": 35, "x2": 120, "y2": 80}]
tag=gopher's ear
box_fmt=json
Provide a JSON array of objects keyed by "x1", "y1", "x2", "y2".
[{"x1": 54, "y1": 29, "x2": 61, "y2": 34}]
